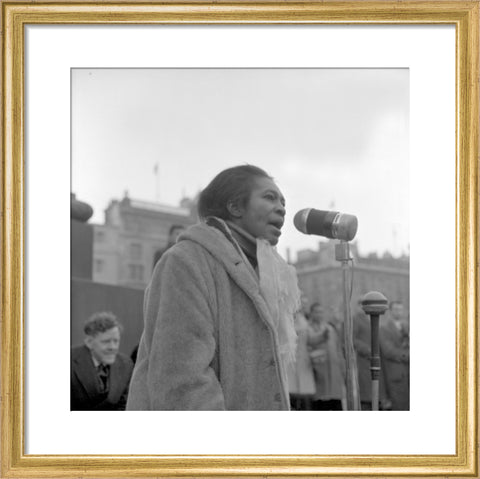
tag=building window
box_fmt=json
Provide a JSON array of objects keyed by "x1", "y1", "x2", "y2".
[
  {"x1": 128, "y1": 264, "x2": 144, "y2": 282},
  {"x1": 129, "y1": 243, "x2": 142, "y2": 260},
  {"x1": 94, "y1": 259, "x2": 104, "y2": 274}
]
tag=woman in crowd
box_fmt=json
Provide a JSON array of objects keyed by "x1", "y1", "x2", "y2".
[
  {"x1": 287, "y1": 294, "x2": 315, "y2": 410},
  {"x1": 307, "y1": 302, "x2": 346, "y2": 410},
  {"x1": 127, "y1": 165, "x2": 300, "y2": 410}
]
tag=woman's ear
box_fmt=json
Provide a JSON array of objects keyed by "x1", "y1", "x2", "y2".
[{"x1": 227, "y1": 200, "x2": 243, "y2": 219}]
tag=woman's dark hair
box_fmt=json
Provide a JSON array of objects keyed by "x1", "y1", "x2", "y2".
[{"x1": 197, "y1": 165, "x2": 271, "y2": 220}]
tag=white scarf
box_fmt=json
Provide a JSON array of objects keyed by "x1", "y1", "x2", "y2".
[
  {"x1": 221, "y1": 220, "x2": 301, "y2": 378},
  {"x1": 256, "y1": 238, "x2": 300, "y2": 370}
]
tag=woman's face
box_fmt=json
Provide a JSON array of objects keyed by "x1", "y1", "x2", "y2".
[{"x1": 234, "y1": 176, "x2": 286, "y2": 245}]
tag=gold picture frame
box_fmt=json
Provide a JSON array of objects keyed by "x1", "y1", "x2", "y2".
[{"x1": 2, "y1": 1, "x2": 478, "y2": 477}]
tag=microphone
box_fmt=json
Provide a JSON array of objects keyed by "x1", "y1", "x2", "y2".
[{"x1": 294, "y1": 208, "x2": 358, "y2": 241}]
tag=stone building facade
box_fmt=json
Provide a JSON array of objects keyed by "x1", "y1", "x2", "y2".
[
  {"x1": 295, "y1": 240, "x2": 409, "y2": 316},
  {"x1": 92, "y1": 193, "x2": 196, "y2": 289}
]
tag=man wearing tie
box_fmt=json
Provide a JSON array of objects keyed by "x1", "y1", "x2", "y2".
[
  {"x1": 71, "y1": 312, "x2": 133, "y2": 410},
  {"x1": 379, "y1": 301, "x2": 410, "y2": 410}
]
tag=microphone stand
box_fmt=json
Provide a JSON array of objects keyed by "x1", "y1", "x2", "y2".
[
  {"x1": 335, "y1": 241, "x2": 360, "y2": 411},
  {"x1": 361, "y1": 292, "x2": 388, "y2": 411}
]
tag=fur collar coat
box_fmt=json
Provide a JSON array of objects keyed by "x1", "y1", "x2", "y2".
[{"x1": 126, "y1": 221, "x2": 290, "y2": 410}]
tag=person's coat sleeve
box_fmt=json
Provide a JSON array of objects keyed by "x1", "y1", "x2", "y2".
[
  {"x1": 379, "y1": 324, "x2": 409, "y2": 364},
  {"x1": 144, "y1": 246, "x2": 225, "y2": 410}
]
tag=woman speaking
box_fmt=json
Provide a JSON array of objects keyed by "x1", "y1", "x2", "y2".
[{"x1": 127, "y1": 165, "x2": 300, "y2": 410}]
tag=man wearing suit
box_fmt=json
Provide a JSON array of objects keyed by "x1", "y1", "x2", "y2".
[
  {"x1": 71, "y1": 311, "x2": 134, "y2": 410},
  {"x1": 379, "y1": 301, "x2": 410, "y2": 410}
]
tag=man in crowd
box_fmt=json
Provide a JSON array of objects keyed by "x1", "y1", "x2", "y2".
[
  {"x1": 379, "y1": 301, "x2": 410, "y2": 410},
  {"x1": 152, "y1": 224, "x2": 186, "y2": 269},
  {"x1": 71, "y1": 311, "x2": 133, "y2": 410}
]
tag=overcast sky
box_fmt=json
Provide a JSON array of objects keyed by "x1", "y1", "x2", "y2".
[{"x1": 71, "y1": 68, "x2": 409, "y2": 261}]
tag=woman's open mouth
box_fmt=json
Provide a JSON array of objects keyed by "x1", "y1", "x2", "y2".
[{"x1": 268, "y1": 219, "x2": 284, "y2": 235}]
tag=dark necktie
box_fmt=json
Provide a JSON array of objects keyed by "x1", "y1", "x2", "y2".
[{"x1": 97, "y1": 364, "x2": 109, "y2": 393}]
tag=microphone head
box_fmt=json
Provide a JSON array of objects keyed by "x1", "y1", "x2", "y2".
[
  {"x1": 332, "y1": 212, "x2": 358, "y2": 242},
  {"x1": 293, "y1": 208, "x2": 358, "y2": 241},
  {"x1": 361, "y1": 291, "x2": 389, "y2": 315},
  {"x1": 293, "y1": 208, "x2": 311, "y2": 234}
]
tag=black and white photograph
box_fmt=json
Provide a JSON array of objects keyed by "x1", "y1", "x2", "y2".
[
  {"x1": 71, "y1": 67, "x2": 410, "y2": 412},
  {"x1": 4, "y1": 1, "x2": 476, "y2": 473}
]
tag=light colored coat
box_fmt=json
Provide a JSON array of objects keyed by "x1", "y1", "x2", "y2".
[
  {"x1": 287, "y1": 313, "x2": 315, "y2": 395},
  {"x1": 126, "y1": 221, "x2": 290, "y2": 410}
]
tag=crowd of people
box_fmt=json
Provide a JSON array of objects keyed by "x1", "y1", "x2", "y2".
[
  {"x1": 70, "y1": 164, "x2": 409, "y2": 411},
  {"x1": 288, "y1": 298, "x2": 409, "y2": 411}
]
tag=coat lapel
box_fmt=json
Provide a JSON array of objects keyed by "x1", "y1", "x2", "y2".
[
  {"x1": 73, "y1": 346, "x2": 102, "y2": 400},
  {"x1": 197, "y1": 221, "x2": 277, "y2": 331}
]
